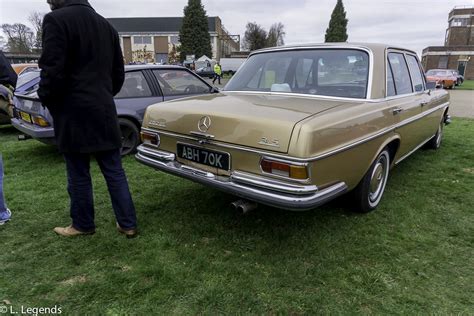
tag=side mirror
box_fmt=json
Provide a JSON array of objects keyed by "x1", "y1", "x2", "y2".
[{"x1": 426, "y1": 81, "x2": 436, "y2": 90}]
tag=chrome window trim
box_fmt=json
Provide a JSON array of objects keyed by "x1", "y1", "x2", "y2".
[
  {"x1": 142, "y1": 100, "x2": 448, "y2": 164},
  {"x1": 386, "y1": 50, "x2": 414, "y2": 97},
  {"x1": 228, "y1": 45, "x2": 374, "y2": 100}
]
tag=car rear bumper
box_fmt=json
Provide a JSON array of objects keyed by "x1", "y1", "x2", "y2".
[
  {"x1": 135, "y1": 145, "x2": 348, "y2": 211},
  {"x1": 11, "y1": 118, "x2": 55, "y2": 139}
]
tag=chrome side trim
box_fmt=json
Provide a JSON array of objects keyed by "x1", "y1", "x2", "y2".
[
  {"x1": 142, "y1": 101, "x2": 448, "y2": 163},
  {"x1": 394, "y1": 134, "x2": 435, "y2": 165}
]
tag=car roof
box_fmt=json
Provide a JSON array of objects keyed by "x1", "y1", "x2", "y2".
[
  {"x1": 250, "y1": 42, "x2": 417, "y2": 56},
  {"x1": 125, "y1": 64, "x2": 187, "y2": 71}
]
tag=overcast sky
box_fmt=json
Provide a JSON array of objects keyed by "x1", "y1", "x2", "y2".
[{"x1": 0, "y1": 0, "x2": 470, "y2": 56}]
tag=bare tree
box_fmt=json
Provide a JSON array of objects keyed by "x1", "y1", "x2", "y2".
[
  {"x1": 0, "y1": 35, "x2": 6, "y2": 51},
  {"x1": 1, "y1": 23, "x2": 35, "y2": 53},
  {"x1": 243, "y1": 22, "x2": 267, "y2": 51},
  {"x1": 28, "y1": 11, "x2": 45, "y2": 52},
  {"x1": 266, "y1": 22, "x2": 285, "y2": 47}
]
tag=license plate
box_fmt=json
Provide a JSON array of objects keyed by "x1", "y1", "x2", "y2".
[
  {"x1": 177, "y1": 143, "x2": 230, "y2": 170},
  {"x1": 20, "y1": 112, "x2": 32, "y2": 123}
]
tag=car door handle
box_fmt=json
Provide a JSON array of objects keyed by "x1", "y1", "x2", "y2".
[
  {"x1": 420, "y1": 101, "x2": 429, "y2": 107},
  {"x1": 392, "y1": 107, "x2": 403, "y2": 115}
]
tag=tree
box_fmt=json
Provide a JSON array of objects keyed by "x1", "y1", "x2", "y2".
[
  {"x1": 28, "y1": 12, "x2": 45, "y2": 53},
  {"x1": 178, "y1": 0, "x2": 212, "y2": 62},
  {"x1": 1, "y1": 23, "x2": 35, "y2": 53},
  {"x1": 325, "y1": 0, "x2": 348, "y2": 42},
  {"x1": 266, "y1": 22, "x2": 285, "y2": 47},
  {"x1": 243, "y1": 22, "x2": 267, "y2": 51},
  {"x1": 168, "y1": 44, "x2": 180, "y2": 64}
]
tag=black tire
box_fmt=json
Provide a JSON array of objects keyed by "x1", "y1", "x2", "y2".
[
  {"x1": 426, "y1": 119, "x2": 444, "y2": 150},
  {"x1": 119, "y1": 118, "x2": 140, "y2": 156},
  {"x1": 351, "y1": 148, "x2": 390, "y2": 213}
]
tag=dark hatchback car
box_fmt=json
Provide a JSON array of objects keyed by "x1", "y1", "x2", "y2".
[{"x1": 12, "y1": 65, "x2": 217, "y2": 155}]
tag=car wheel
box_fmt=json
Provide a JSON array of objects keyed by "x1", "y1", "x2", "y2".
[
  {"x1": 119, "y1": 118, "x2": 140, "y2": 156},
  {"x1": 352, "y1": 148, "x2": 390, "y2": 213},
  {"x1": 426, "y1": 118, "x2": 444, "y2": 150}
]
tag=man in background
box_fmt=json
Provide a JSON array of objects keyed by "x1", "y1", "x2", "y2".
[
  {"x1": 212, "y1": 62, "x2": 222, "y2": 85},
  {"x1": 39, "y1": 0, "x2": 137, "y2": 237}
]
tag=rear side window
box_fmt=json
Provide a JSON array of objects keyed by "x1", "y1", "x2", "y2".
[
  {"x1": 405, "y1": 55, "x2": 424, "y2": 92},
  {"x1": 153, "y1": 70, "x2": 211, "y2": 96},
  {"x1": 116, "y1": 71, "x2": 152, "y2": 98},
  {"x1": 386, "y1": 65, "x2": 396, "y2": 97},
  {"x1": 388, "y1": 53, "x2": 413, "y2": 95}
]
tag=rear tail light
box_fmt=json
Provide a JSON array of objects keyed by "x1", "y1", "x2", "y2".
[
  {"x1": 261, "y1": 159, "x2": 309, "y2": 180},
  {"x1": 32, "y1": 116, "x2": 50, "y2": 127},
  {"x1": 141, "y1": 131, "x2": 160, "y2": 146}
]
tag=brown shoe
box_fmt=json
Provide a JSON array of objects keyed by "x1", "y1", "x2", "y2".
[
  {"x1": 53, "y1": 225, "x2": 95, "y2": 237},
  {"x1": 116, "y1": 223, "x2": 137, "y2": 238}
]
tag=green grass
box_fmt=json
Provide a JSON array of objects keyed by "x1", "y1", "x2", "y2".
[
  {"x1": 457, "y1": 79, "x2": 474, "y2": 90},
  {"x1": 0, "y1": 119, "x2": 473, "y2": 314}
]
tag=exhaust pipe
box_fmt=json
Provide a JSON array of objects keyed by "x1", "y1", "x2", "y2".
[
  {"x1": 231, "y1": 199, "x2": 258, "y2": 214},
  {"x1": 18, "y1": 134, "x2": 31, "y2": 141},
  {"x1": 444, "y1": 114, "x2": 451, "y2": 125}
]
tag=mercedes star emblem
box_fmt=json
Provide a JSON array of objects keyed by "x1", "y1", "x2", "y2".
[{"x1": 198, "y1": 116, "x2": 212, "y2": 133}]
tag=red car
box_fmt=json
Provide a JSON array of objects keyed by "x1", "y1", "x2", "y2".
[{"x1": 425, "y1": 69, "x2": 457, "y2": 89}]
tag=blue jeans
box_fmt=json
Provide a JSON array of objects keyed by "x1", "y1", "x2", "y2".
[
  {"x1": 0, "y1": 154, "x2": 7, "y2": 212},
  {"x1": 63, "y1": 149, "x2": 137, "y2": 232}
]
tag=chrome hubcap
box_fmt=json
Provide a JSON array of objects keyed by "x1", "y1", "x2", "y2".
[
  {"x1": 368, "y1": 153, "x2": 389, "y2": 206},
  {"x1": 436, "y1": 122, "x2": 443, "y2": 147}
]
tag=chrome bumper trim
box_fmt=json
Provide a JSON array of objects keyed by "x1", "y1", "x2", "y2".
[
  {"x1": 11, "y1": 118, "x2": 55, "y2": 139},
  {"x1": 135, "y1": 145, "x2": 347, "y2": 211}
]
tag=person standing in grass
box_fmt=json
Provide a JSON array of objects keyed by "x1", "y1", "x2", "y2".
[
  {"x1": 0, "y1": 155, "x2": 11, "y2": 225},
  {"x1": 0, "y1": 50, "x2": 17, "y2": 225},
  {"x1": 39, "y1": 0, "x2": 137, "y2": 237},
  {"x1": 212, "y1": 62, "x2": 222, "y2": 85}
]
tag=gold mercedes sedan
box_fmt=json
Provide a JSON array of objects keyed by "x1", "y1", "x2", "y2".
[{"x1": 136, "y1": 43, "x2": 450, "y2": 213}]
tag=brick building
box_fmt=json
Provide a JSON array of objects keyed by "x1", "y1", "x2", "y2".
[
  {"x1": 422, "y1": 6, "x2": 474, "y2": 79},
  {"x1": 107, "y1": 17, "x2": 240, "y2": 64}
]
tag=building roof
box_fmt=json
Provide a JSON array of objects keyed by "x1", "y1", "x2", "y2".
[{"x1": 108, "y1": 17, "x2": 217, "y2": 34}]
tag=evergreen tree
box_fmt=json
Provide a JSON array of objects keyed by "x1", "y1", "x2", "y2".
[
  {"x1": 325, "y1": 0, "x2": 348, "y2": 42},
  {"x1": 179, "y1": 0, "x2": 212, "y2": 61}
]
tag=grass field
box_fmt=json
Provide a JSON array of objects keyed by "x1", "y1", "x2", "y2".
[
  {"x1": 0, "y1": 119, "x2": 473, "y2": 314},
  {"x1": 457, "y1": 80, "x2": 474, "y2": 90}
]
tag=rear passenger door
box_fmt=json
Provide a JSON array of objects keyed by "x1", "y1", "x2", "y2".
[
  {"x1": 386, "y1": 51, "x2": 426, "y2": 157},
  {"x1": 114, "y1": 70, "x2": 164, "y2": 123}
]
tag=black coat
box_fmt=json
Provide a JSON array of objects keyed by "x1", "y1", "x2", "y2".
[
  {"x1": 38, "y1": 0, "x2": 125, "y2": 153},
  {"x1": 0, "y1": 50, "x2": 17, "y2": 88}
]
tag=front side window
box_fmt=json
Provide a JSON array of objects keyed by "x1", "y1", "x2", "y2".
[
  {"x1": 153, "y1": 70, "x2": 211, "y2": 96},
  {"x1": 406, "y1": 55, "x2": 425, "y2": 92},
  {"x1": 116, "y1": 71, "x2": 152, "y2": 98},
  {"x1": 224, "y1": 49, "x2": 369, "y2": 99},
  {"x1": 388, "y1": 53, "x2": 413, "y2": 95}
]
